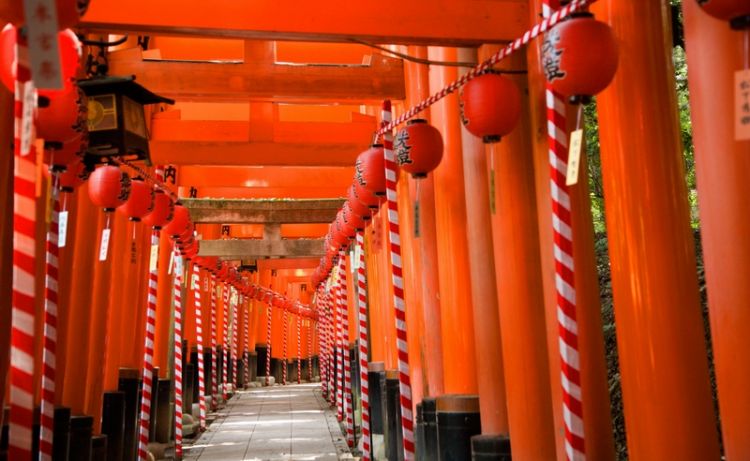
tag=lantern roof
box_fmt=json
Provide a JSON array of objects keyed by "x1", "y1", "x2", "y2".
[{"x1": 77, "y1": 76, "x2": 175, "y2": 106}]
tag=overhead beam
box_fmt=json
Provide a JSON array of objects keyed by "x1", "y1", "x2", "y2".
[
  {"x1": 81, "y1": 0, "x2": 528, "y2": 45},
  {"x1": 183, "y1": 198, "x2": 343, "y2": 224},
  {"x1": 198, "y1": 238, "x2": 325, "y2": 258},
  {"x1": 109, "y1": 48, "x2": 404, "y2": 102},
  {"x1": 176, "y1": 166, "x2": 354, "y2": 189}
]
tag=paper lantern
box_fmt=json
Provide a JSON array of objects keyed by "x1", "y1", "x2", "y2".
[
  {"x1": 542, "y1": 13, "x2": 619, "y2": 102},
  {"x1": 44, "y1": 134, "x2": 86, "y2": 171},
  {"x1": 394, "y1": 119, "x2": 444, "y2": 177},
  {"x1": 37, "y1": 85, "x2": 87, "y2": 144},
  {"x1": 349, "y1": 182, "x2": 379, "y2": 213},
  {"x1": 355, "y1": 144, "x2": 386, "y2": 196},
  {"x1": 117, "y1": 178, "x2": 154, "y2": 221},
  {"x1": 460, "y1": 71, "x2": 522, "y2": 143},
  {"x1": 143, "y1": 189, "x2": 174, "y2": 229},
  {"x1": 88, "y1": 165, "x2": 131, "y2": 211},
  {"x1": 697, "y1": 0, "x2": 750, "y2": 28},
  {"x1": 58, "y1": 159, "x2": 89, "y2": 192},
  {"x1": 163, "y1": 204, "x2": 190, "y2": 238},
  {"x1": 342, "y1": 201, "x2": 366, "y2": 232}
]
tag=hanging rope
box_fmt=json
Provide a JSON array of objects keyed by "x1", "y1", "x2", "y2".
[
  {"x1": 356, "y1": 232, "x2": 372, "y2": 461},
  {"x1": 173, "y1": 249, "x2": 184, "y2": 459}
]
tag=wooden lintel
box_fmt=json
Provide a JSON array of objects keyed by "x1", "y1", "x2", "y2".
[
  {"x1": 183, "y1": 198, "x2": 344, "y2": 224},
  {"x1": 198, "y1": 238, "x2": 325, "y2": 258}
]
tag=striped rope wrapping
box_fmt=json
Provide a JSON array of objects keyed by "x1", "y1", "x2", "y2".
[
  {"x1": 282, "y1": 306, "x2": 288, "y2": 385},
  {"x1": 265, "y1": 295, "x2": 273, "y2": 386},
  {"x1": 222, "y1": 284, "x2": 230, "y2": 396},
  {"x1": 210, "y1": 276, "x2": 219, "y2": 408},
  {"x1": 318, "y1": 289, "x2": 328, "y2": 396},
  {"x1": 382, "y1": 101, "x2": 415, "y2": 460},
  {"x1": 39, "y1": 174, "x2": 60, "y2": 461},
  {"x1": 356, "y1": 232, "x2": 371, "y2": 460},
  {"x1": 193, "y1": 265, "x2": 207, "y2": 430},
  {"x1": 137, "y1": 230, "x2": 161, "y2": 460},
  {"x1": 9, "y1": 33, "x2": 36, "y2": 460},
  {"x1": 231, "y1": 288, "x2": 239, "y2": 388},
  {"x1": 308, "y1": 320, "x2": 314, "y2": 381},
  {"x1": 335, "y1": 279, "x2": 344, "y2": 420},
  {"x1": 297, "y1": 315, "x2": 302, "y2": 384},
  {"x1": 338, "y1": 253, "x2": 354, "y2": 447},
  {"x1": 173, "y1": 249, "x2": 184, "y2": 458},
  {"x1": 327, "y1": 293, "x2": 336, "y2": 406},
  {"x1": 374, "y1": 0, "x2": 595, "y2": 138},
  {"x1": 244, "y1": 297, "x2": 250, "y2": 388},
  {"x1": 543, "y1": 1, "x2": 585, "y2": 459}
]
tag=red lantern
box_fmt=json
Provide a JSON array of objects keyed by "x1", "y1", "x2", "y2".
[
  {"x1": 117, "y1": 178, "x2": 154, "y2": 221},
  {"x1": 36, "y1": 85, "x2": 87, "y2": 144},
  {"x1": 0, "y1": 26, "x2": 82, "y2": 93},
  {"x1": 88, "y1": 165, "x2": 131, "y2": 212},
  {"x1": 0, "y1": 0, "x2": 90, "y2": 30},
  {"x1": 58, "y1": 160, "x2": 89, "y2": 192},
  {"x1": 178, "y1": 222, "x2": 195, "y2": 243},
  {"x1": 44, "y1": 134, "x2": 86, "y2": 170},
  {"x1": 355, "y1": 145, "x2": 386, "y2": 196},
  {"x1": 329, "y1": 221, "x2": 348, "y2": 250},
  {"x1": 394, "y1": 119, "x2": 444, "y2": 178},
  {"x1": 143, "y1": 190, "x2": 175, "y2": 230},
  {"x1": 337, "y1": 210, "x2": 356, "y2": 239},
  {"x1": 342, "y1": 202, "x2": 365, "y2": 232},
  {"x1": 163, "y1": 204, "x2": 190, "y2": 238},
  {"x1": 542, "y1": 13, "x2": 619, "y2": 102},
  {"x1": 697, "y1": 0, "x2": 750, "y2": 27},
  {"x1": 352, "y1": 180, "x2": 381, "y2": 211},
  {"x1": 460, "y1": 71, "x2": 522, "y2": 143},
  {"x1": 347, "y1": 186, "x2": 371, "y2": 219}
]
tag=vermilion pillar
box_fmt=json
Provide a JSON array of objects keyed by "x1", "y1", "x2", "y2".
[
  {"x1": 0, "y1": 86, "x2": 13, "y2": 422},
  {"x1": 457, "y1": 48, "x2": 509, "y2": 435},
  {"x1": 682, "y1": 2, "x2": 750, "y2": 459},
  {"x1": 403, "y1": 46, "x2": 445, "y2": 398},
  {"x1": 427, "y1": 46, "x2": 478, "y2": 394},
  {"x1": 593, "y1": 0, "x2": 721, "y2": 458}
]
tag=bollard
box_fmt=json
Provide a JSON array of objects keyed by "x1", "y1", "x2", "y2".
[
  {"x1": 53, "y1": 407, "x2": 71, "y2": 461},
  {"x1": 471, "y1": 434, "x2": 512, "y2": 461},
  {"x1": 101, "y1": 392, "x2": 125, "y2": 461},
  {"x1": 368, "y1": 362, "x2": 386, "y2": 460},
  {"x1": 422, "y1": 398, "x2": 439, "y2": 460},
  {"x1": 155, "y1": 379, "x2": 172, "y2": 443},
  {"x1": 385, "y1": 370, "x2": 404, "y2": 461},
  {"x1": 91, "y1": 434, "x2": 107, "y2": 461},
  {"x1": 68, "y1": 415, "x2": 93, "y2": 461},
  {"x1": 436, "y1": 395, "x2": 482, "y2": 461},
  {"x1": 118, "y1": 368, "x2": 142, "y2": 461}
]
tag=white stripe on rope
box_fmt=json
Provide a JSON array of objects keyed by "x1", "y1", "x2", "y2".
[
  {"x1": 39, "y1": 173, "x2": 60, "y2": 461},
  {"x1": 543, "y1": 1, "x2": 585, "y2": 459},
  {"x1": 338, "y1": 253, "x2": 354, "y2": 447},
  {"x1": 173, "y1": 249, "x2": 184, "y2": 458},
  {"x1": 193, "y1": 264, "x2": 207, "y2": 430},
  {"x1": 356, "y1": 232, "x2": 371, "y2": 461},
  {"x1": 382, "y1": 101, "x2": 415, "y2": 460}
]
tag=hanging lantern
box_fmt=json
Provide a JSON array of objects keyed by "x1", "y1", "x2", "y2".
[
  {"x1": 116, "y1": 178, "x2": 154, "y2": 221},
  {"x1": 36, "y1": 85, "x2": 87, "y2": 145},
  {"x1": 58, "y1": 160, "x2": 90, "y2": 193},
  {"x1": 394, "y1": 119, "x2": 444, "y2": 178},
  {"x1": 88, "y1": 165, "x2": 131, "y2": 212},
  {"x1": 460, "y1": 71, "x2": 522, "y2": 143},
  {"x1": 347, "y1": 186, "x2": 371, "y2": 219},
  {"x1": 163, "y1": 204, "x2": 190, "y2": 238},
  {"x1": 542, "y1": 13, "x2": 619, "y2": 103},
  {"x1": 178, "y1": 222, "x2": 195, "y2": 244},
  {"x1": 349, "y1": 183, "x2": 380, "y2": 213},
  {"x1": 338, "y1": 210, "x2": 356, "y2": 240},
  {"x1": 342, "y1": 201, "x2": 365, "y2": 232},
  {"x1": 355, "y1": 144, "x2": 386, "y2": 196},
  {"x1": 44, "y1": 134, "x2": 86, "y2": 171},
  {"x1": 143, "y1": 190, "x2": 175, "y2": 230},
  {"x1": 697, "y1": 0, "x2": 750, "y2": 28},
  {"x1": 0, "y1": 0, "x2": 90, "y2": 30}
]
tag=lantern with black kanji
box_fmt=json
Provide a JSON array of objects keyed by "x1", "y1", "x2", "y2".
[
  {"x1": 58, "y1": 160, "x2": 90, "y2": 193},
  {"x1": 394, "y1": 119, "x2": 444, "y2": 178},
  {"x1": 143, "y1": 190, "x2": 175, "y2": 230},
  {"x1": 349, "y1": 183, "x2": 379, "y2": 213},
  {"x1": 88, "y1": 165, "x2": 131, "y2": 211},
  {"x1": 342, "y1": 201, "x2": 366, "y2": 232},
  {"x1": 117, "y1": 178, "x2": 154, "y2": 221},
  {"x1": 460, "y1": 71, "x2": 522, "y2": 143},
  {"x1": 77, "y1": 76, "x2": 174, "y2": 163},
  {"x1": 354, "y1": 144, "x2": 386, "y2": 196},
  {"x1": 542, "y1": 13, "x2": 619, "y2": 103},
  {"x1": 164, "y1": 203, "x2": 191, "y2": 238},
  {"x1": 44, "y1": 135, "x2": 86, "y2": 171},
  {"x1": 697, "y1": 0, "x2": 750, "y2": 28}
]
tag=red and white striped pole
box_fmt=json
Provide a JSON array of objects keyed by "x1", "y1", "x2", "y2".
[
  {"x1": 210, "y1": 276, "x2": 219, "y2": 408},
  {"x1": 222, "y1": 284, "x2": 230, "y2": 397},
  {"x1": 39, "y1": 173, "x2": 60, "y2": 461},
  {"x1": 173, "y1": 250, "x2": 184, "y2": 459},
  {"x1": 382, "y1": 101, "x2": 415, "y2": 460},
  {"x1": 543, "y1": 1, "x2": 585, "y2": 458},
  {"x1": 137, "y1": 229, "x2": 162, "y2": 460},
  {"x1": 282, "y1": 306, "x2": 288, "y2": 385},
  {"x1": 318, "y1": 289, "x2": 328, "y2": 395},
  {"x1": 328, "y1": 293, "x2": 336, "y2": 407},
  {"x1": 265, "y1": 295, "x2": 273, "y2": 386},
  {"x1": 231, "y1": 288, "x2": 239, "y2": 389},
  {"x1": 338, "y1": 253, "x2": 354, "y2": 447},
  {"x1": 308, "y1": 320, "x2": 314, "y2": 382},
  {"x1": 356, "y1": 232, "x2": 371, "y2": 460},
  {"x1": 334, "y1": 278, "x2": 344, "y2": 419},
  {"x1": 9, "y1": 32, "x2": 37, "y2": 460},
  {"x1": 192, "y1": 264, "x2": 207, "y2": 430},
  {"x1": 244, "y1": 298, "x2": 250, "y2": 388},
  {"x1": 297, "y1": 315, "x2": 302, "y2": 384}
]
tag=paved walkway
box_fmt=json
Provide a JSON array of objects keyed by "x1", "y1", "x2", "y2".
[{"x1": 184, "y1": 383, "x2": 352, "y2": 461}]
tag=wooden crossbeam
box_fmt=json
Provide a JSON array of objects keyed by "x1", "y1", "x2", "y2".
[
  {"x1": 182, "y1": 198, "x2": 344, "y2": 224},
  {"x1": 198, "y1": 238, "x2": 325, "y2": 258},
  {"x1": 80, "y1": 0, "x2": 528, "y2": 45}
]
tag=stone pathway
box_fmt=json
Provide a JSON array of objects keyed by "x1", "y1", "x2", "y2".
[{"x1": 184, "y1": 383, "x2": 352, "y2": 461}]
